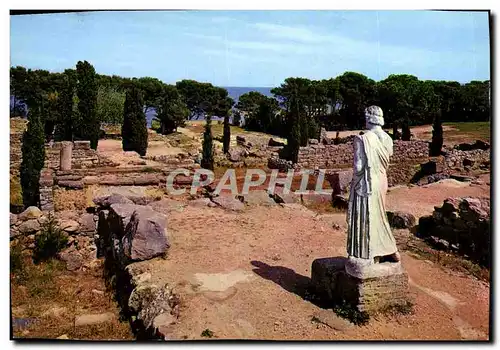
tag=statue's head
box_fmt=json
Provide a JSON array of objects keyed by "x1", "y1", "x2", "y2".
[{"x1": 365, "y1": 106, "x2": 384, "y2": 127}]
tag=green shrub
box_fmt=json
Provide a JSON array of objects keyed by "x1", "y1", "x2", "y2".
[
  {"x1": 332, "y1": 299, "x2": 370, "y2": 326},
  {"x1": 201, "y1": 329, "x2": 214, "y2": 338},
  {"x1": 33, "y1": 214, "x2": 68, "y2": 263},
  {"x1": 10, "y1": 244, "x2": 25, "y2": 275}
]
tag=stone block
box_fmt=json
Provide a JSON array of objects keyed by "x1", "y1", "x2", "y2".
[
  {"x1": 311, "y1": 257, "x2": 412, "y2": 315},
  {"x1": 74, "y1": 141, "x2": 91, "y2": 150},
  {"x1": 58, "y1": 180, "x2": 84, "y2": 189}
]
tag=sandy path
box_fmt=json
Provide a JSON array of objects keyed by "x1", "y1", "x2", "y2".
[{"x1": 142, "y1": 179, "x2": 490, "y2": 340}]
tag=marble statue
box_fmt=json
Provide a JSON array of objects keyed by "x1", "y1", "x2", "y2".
[{"x1": 346, "y1": 106, "x2": 400, "y2": 263}]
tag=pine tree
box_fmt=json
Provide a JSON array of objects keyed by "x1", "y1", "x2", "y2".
[
  {"x1": 20, "y1": 103, "x2": 46, "y2": 208},
  {"x1": 76, "y1": 61, "x2": 99, "y2": 149},
  {"x1": 201, "y1": 114, "x2": 214, "y2": 170},
  {"x1": 122, "y1": 86, "x2": 148, "y2": 156},
  {"x1": 223, "y1": 113, "x2": 230, "y2": 154},
  {"x1": 430, "y1": 113, "x2": 444, "y2": 156}
]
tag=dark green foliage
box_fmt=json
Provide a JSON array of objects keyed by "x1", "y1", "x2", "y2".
[
  {"x1": 76, "y1": 61, "x2": 99, "y2": 149},
  {"x1": 430, "y1": 113, "x2": 444, "y2": 156},
  {"x1": 54, "y1": 69, "x2": 76, "y2": 141},
  {"x1": 134, "y1": 76, "x2": 164, "y2": 114},
  {"x1": 10, "y1": 244, "x2": 24, "y2": 275},
  {"x1": 240, "y1": 91, "x2": 286, "y2": 137},
  {"x1": 33, "y1": 213, "x2": 68, "y2": 264},
  {"x1": 286, "y1": 97, "x2": 302, "y2": 163},
  {"x1": 20, "y1": 105, "x2": 46, "y2": 208},
  {"x1": 176, "y1": 80, "x2": 233, "y2": 120},
  {"x1": 201, "y1": 115, "x2": 214, "y2": 170},
  {"x1": 10, "y1": 65, "x2": 490, "y2": 138},
  {"x1": 232, "y1": 110, "x2": 242, "y2": 127},
  {"x1": 122, "y1": 86, "x2": 148, "y2": 156},
  {"x1": 332, "y1": 299, "x2": 370, "y2": 326},
  {"x1": 223, "y1": 114, "x2": 230, "y2": 153},
  {"x1": 156, "y1": 84, "x2": 188, "y2": 134},
  {"x1": 201, "y1": 329, "x2": 214, "y2": 338}
]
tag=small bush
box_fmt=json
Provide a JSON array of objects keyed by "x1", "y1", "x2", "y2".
[
  {"x1": 332, "y1": 300, "x2": 370, "y2": 326},
  {"x1": 10, "y1": 244, "x2": 25, "y2": 275},
  {"x1": 33, "y1": 214, "x2": 68, "y2": 263},
  {"x1": 201, "y1": 328, "x2": 214, "y2": 338}
]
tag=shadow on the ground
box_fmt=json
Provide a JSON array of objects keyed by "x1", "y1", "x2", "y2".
[{"x1": 250, "y1": 260, "x2": 330, "y2": 309}]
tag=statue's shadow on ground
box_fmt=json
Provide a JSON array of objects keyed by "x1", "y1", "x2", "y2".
[{"x1": 250, "y1": 260, "x2": 331, "y2": 309}]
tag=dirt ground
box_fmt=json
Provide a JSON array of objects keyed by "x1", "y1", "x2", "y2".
[
  {"x1": 327, "y1": 123, "x2": 490, "y2": 147},
  {"x1": 137, "y1": 177, "x2": 490, "y2": 340}
]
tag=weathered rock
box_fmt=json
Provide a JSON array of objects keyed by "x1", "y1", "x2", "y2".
[
  {"x1": 241, "y1": 190, "x2": 276, "y2": 206},
  {"x1": 83, "y1": 176, "x2": 100, "y2": 185},
  {"x1": 211, "y1": 195, "x2": 245, "y2": 211},
  {"x1": 10, "y1": 213, "x2": 18, "y2": 226},
  {"x1": 122, "y1": 206, "x2": 170, "y2": 261},
  {"x1": 10, "y1": 227, "x2": 21, "y2": 239},
  {"x1": 134, "y1": 174, "x2": 160, "y2": 186},
  {"x1": 108, "y1": 203, "x2": 138, "y2": 236},
  {"x1": 78, "y1": 213, "x2": 97, "y2": 235},
  {"x1": 18, "y1": 219, "x2": 41, "y2": 234},
  {"x1": 74, "y1": 312, "x2": 115, "y2": 326},
  {"x1": 228, "y1": 149, "x2": 242, "y2": 162},
  {"x1": 174, "y1": 174, "x2": 193, "y2": 186},
  {"x1": 60, "y1": 219, "x2": 80, "y2": 233},
  {"x1": 387, "y1": 211, "x2": 417, "y2": 229},
  {"x1": 93, "y1": 194, "x2": 134, "y2": 208},
  {"x1": 56, "y1": 175, "x2": 82, "y2": 182},
  {"x1": 127, "y1": 195, "x2": 155, "y2": 206},
  {"x1": 18, "y1": 206, "x2": 43, "y2": 221},
  {"x1": 268, "y1": 138, "x2": 285, "y2": 147},
  {"x1": 128, "y1": 283, "x2": 178, "y2": 330},
  {"x1": 59, "y1": 248, "x2": 84, "y2": 271},
  {"x1": 188, "y1": 198, "x2": 211, "y2": 208}
]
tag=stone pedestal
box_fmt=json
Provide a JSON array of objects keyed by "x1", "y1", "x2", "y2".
[
  {"x1": 311, "y1": 256, "x2": 412, "y2": 314},
  {"x1": 60, "y1": 141, "x2": 73, "y2": 171}
]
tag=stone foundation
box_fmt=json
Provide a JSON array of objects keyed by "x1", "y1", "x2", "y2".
[{"x1": 311, "y1": 257, "x2": 412, "y2": 314}]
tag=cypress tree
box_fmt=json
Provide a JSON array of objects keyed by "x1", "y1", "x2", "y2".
[
  {"x1": 20, "y1": 103, "x2": 46, "y2": 208},
  {"x1": 201, "y1": 115, "x2": 214, "y2": 170},
  {"x1": 402, "y1": 121, "x2": 411, "y2": 141},
  {"x1": 76, "y1": 61, "x2": 99, "y2": 149},
  {"x1": 223, "y1": 113, "x2": 230, "y2": 154},
  {"x1": 122, "y1": 86, "x2": 148, "y2": 156},
  {"x1": 55, "y1": 69, "x2": 76, "y2": 141},
  {"x1": 287, "y1": 96, "x2": 302, "y2": 163},
  {"x1": 430, "y1": 113, "x2": 444, "y2": 156}
]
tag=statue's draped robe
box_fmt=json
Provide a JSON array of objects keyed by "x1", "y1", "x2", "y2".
[{"x1": 347, "y1": 130, "x2": 398, "y2": 259}]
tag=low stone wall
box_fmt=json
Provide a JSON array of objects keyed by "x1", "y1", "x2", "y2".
[
  {"x1": 10, "y1": 206, "x2": 99, "y2": 271},
  {"x1": 296, "y1": 140, "x2": 430, "y2": 169},
  {"x1": 45, "y1": 141, "x2": 100, "y2": 170},
  {"x1": 444, "y1": 148, "x2": 490, "y2": 170}
]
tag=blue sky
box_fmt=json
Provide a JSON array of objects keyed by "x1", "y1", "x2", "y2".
[{"x1": 10, "y1": 10, "x2": 490, "y2": 87}]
